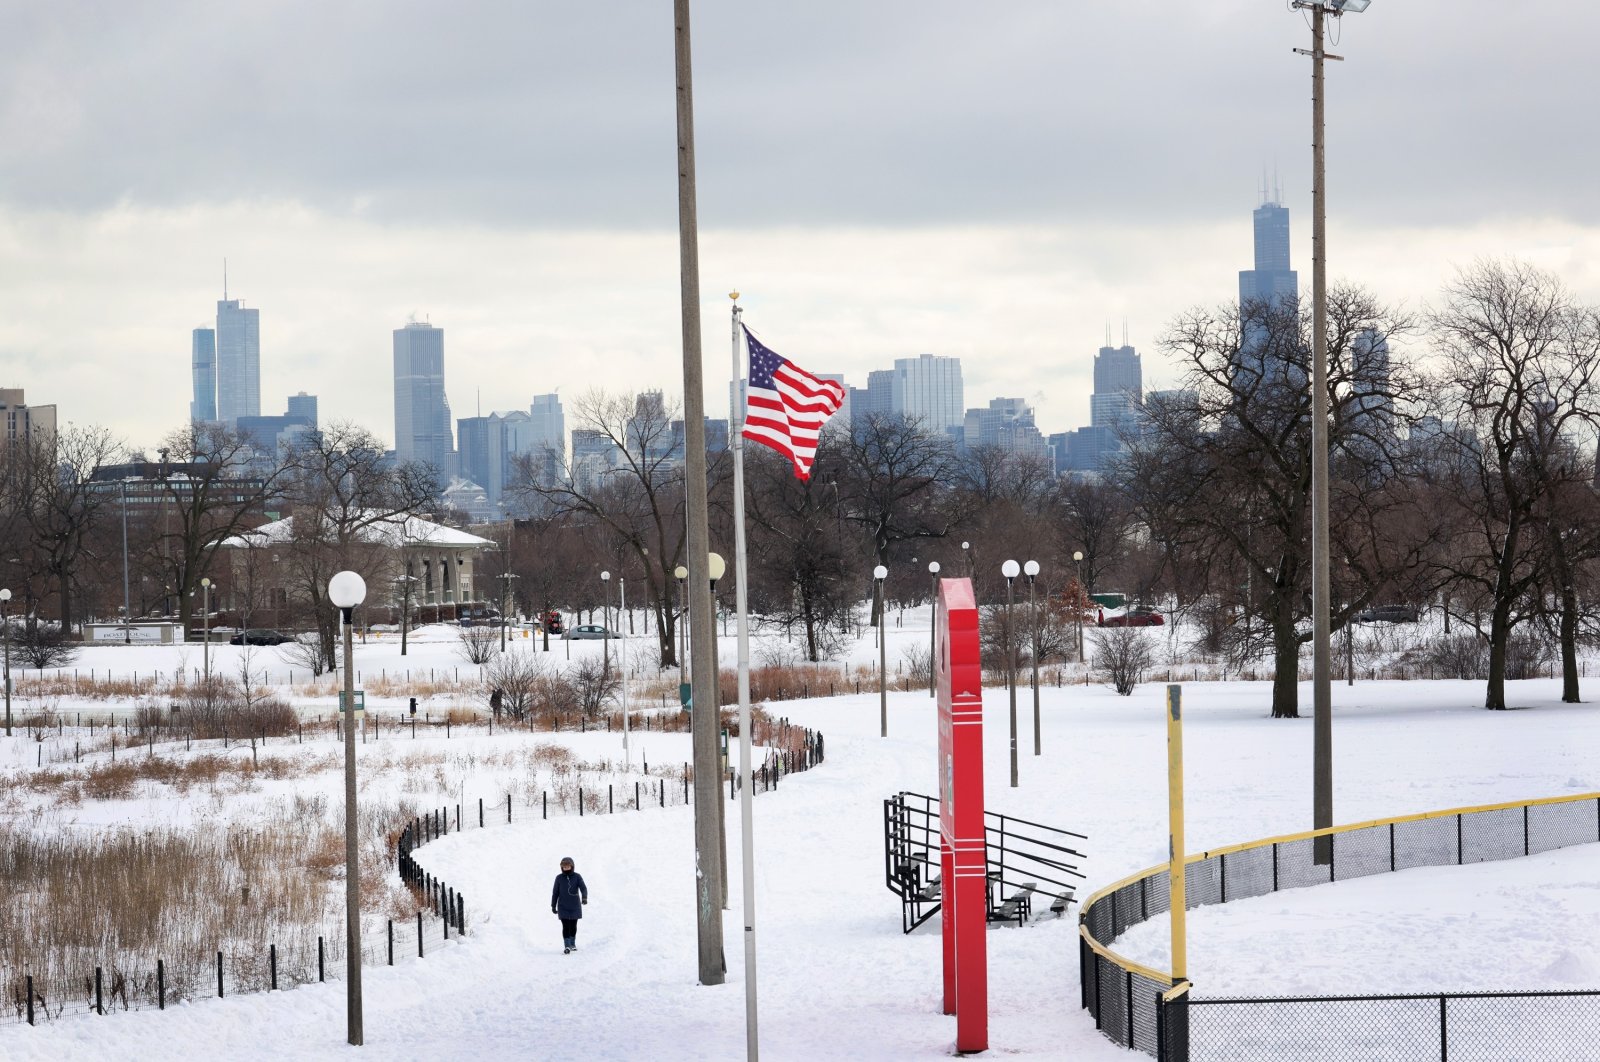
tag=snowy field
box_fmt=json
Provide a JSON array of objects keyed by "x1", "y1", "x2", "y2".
[{"x1": 3, "y1": 615, "x2": 1599, "y2": 1060}]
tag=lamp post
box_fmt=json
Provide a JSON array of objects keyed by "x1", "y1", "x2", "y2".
[
  {"x1": 1, "y1": 587, "x2": 11, "y2": 737},
  {"x1": 1290, "y1": 0, "x2": 1371, "y2": 864},
  {"x1": 927, "y1": 561, "x2": 940, "y2": 697},
  {"x1": 620, "y1": 574, "x2": 631, "y2": 765},
  {"x1": 600, "y1": 570, "x2": 612, "y2": 681},
  {"x1": 961, "y1": 541, "x2": 971, "y2": 578},
  {"x1": 1072, "y1": 551, "x2": 1085, "y2": 662},
  {"x1": 675, "y1": 565, "x2": 690, "y2": 696},
  {"x1": 708, "y1": 550, "x2": 729, "y2": 910},
  {"x1": 1001, "y1": 560, "x2": 1020, "y2": 788},
  {"x1": 397, "y1": 569, "x2": 415, "y2": 656},
  {"x1": 1024, "y1": 560, "x2": 1040, "y2": 756},
  {"x1": 874, "y1": 565, "x2": 888, "y2": 737},
  {"x1": 120, "y1": 478, "x2": 132, "y2": 644},
  {"x1": 327, "y1": 569, "x2": 367, "y2": 1047},
  {"x1": 201, "y1": 577, "x2": 212, "y2": 684},
  {"x1": 498, "y1": 572, "x2": 519, "y2": 653}
]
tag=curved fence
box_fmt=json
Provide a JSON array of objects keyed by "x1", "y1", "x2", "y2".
[{"x1": 1079, "y1": 791, "x2": 1600, "y2": 1060}]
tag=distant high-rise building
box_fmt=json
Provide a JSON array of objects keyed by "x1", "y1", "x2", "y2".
[
  {"x1": 571, "y1": 427, "x2": 624, "y2": 493},
  {"x1": 528, "y1": 394, "x2": 566, "y2": 465},
  {"x1": 392, "y1": 322, "x2": 453, "y2": 476},
  {"x1": 1090, "y1": 342, "x2": 1143, "y2": 430},
  {"x1": 286, "y1": 392, "x2": 318, "y2": 427},
  {"x1": 216, "y1": 298, "x2": 261, "y2": 424},
  {"x1": 191, "y1": 328, "x2": 217, "y2": 422},
  {"x1": 0, "y1": 389, "x2": 56, "y2": 451},
  {"x1": 1238, "y1": 195, "x2": 1299, "y2": 310},
  {"x1": 850, "y1": 356, "x2": 963, "y2": 435},
  {"x1": 457, "y1": 416, "x2": 492, "y2": 490},
  {"x1": 963, "y1": 397, "x2": 1047, "y2": 458},
  {"x1": 892, "y1": 354, "x2": 964, "y2": 434},
  {"x1": 1350, "y1": 328, "x2": 1394, "y2": 443},
  {"x1": 235, "y1": 414, "x2": 314, "y2": 456}
]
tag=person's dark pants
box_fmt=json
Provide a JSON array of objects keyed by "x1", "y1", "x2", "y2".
[{"x1": 561, "y1": 918, "x2": 579, "y2": 947}]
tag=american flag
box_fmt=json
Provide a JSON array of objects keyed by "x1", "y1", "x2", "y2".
[{"x1": 741, "y1": 325, "x2": 845, "y2": 481}]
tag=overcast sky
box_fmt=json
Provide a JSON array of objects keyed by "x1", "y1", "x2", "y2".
[{"x1": 2, "y1": 0, "x2": 1598, "y2": 452}]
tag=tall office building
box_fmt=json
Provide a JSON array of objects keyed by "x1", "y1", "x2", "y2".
[
  {"x1": 286, "y1": 392, "x2": 318, "y2": 427},
  {"x1": 191, "y1": 328, "x2": 217, "y2": 422},
  {"x1": 1090, "y1": 342, "x2": 1142, "y2": 430},
  {"x1": 962, "y1": 397, "x2": 1047, "y2": 458},
  {"x1": 457, "y1": 416, "x2": 492, "y2": 489},
  {"x1": 392, "y1": 321, "x2": 453, "y2": 474},
  {"x1": 216, "y1": 298, "x2": 261, "y2": 424},
  {"x1": 849, "y1": 356, "x2": 963, "y2": 435},
  {"x1": 0, "y1": 389, "x2": 56, "y2": 450},
  {"x1": 1236, "y1": 186, "x2": 1303, "y2": 394},
  {"x1": 1238, "y1": 193, "x2": 1299, "y2": 310},
  {"x1": 893, "y1": 353, "x2": 964, "y2": 434}
]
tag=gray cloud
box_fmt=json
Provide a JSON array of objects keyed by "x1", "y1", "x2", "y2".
[{"x1": 1, "y1": 2, "x2": 1594, "y2": 230}]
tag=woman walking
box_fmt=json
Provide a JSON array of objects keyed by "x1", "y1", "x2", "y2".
[{"x1": 551, "y1": 856, "x2": 589, "y2": 954}]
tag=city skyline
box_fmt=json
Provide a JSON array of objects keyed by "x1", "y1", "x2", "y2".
[{"x1": 1, "y1": 4, "x2": 1596, "y2": 448}]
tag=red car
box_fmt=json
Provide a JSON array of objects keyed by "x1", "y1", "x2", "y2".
[{"x1": 1097, "y1": 606, "x2": 1164, "y2": 628}]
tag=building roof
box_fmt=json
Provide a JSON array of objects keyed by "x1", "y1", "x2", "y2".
[{"x1": 220, "y1": 511, "x2": 494, "y2": 550}]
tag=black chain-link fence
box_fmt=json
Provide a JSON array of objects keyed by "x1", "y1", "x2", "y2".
[{"x1": 1079, "y1": 793, "x2": 1600, "y2": 1060}]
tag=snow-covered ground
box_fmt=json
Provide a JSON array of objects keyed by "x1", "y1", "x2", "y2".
[{"x1": 4, "y1": 615, "x2": 1598, "y2": 1060}]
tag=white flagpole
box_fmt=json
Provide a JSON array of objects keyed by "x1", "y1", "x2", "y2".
[
  {"x1": 621, "y1": 575, "x2": 630, "y2": 767},
  {"x1": 730, "y1": 292, "x2": 759, "y2": 1060}
]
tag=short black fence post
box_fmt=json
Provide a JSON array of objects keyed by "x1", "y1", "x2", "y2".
[
  {"x1": 458, "y1": 894, "x2": 466, "y2": 935},
  {"x1": 579, "y1": 788, "x2": 584, "y2": 817},
  {"x1": 443, "y1": 894, "x2": 450, "y2": 941},
  {"x1": 660, "y1": 779, "x2": 665, "y2": 807},
  {"x1": 456, "y1": 803, "x2": 461, "y2": 831},
  {"x1": 543, "y1": 792, "x2": 547, "y2": 820},
  {"x1": 418, "y1": 911, "x2": 425, "y2": 957},
  {"x1": 26, "y1": 975, "x2": 33, "y2": 1025},
  {"x1": 479, "y1": 797, "x2": 484, "y2": 828},
  {"x1": 157, "y1": 959, "x2": 165, "y2": 1010},
  {"x1": 1439, "y1": 994, "x2": 1448, "y2": 1060},
  {"x1": 318, "y1": 936, "x2": 325, "y2": 981},
  {"x1": 508, "y1": 792, "x2": 513, "y2": 823},
  {"x1": 609, "y1": 784, "x2": 613, "y2": 814},
  {"x1": 270, "y1": 943, "x2": 278, "y2": 990},
  {"x1": 216, "y1": 951, "x2": 224, "y2": 998},
  {"x1": 635, "y1": 781, "x2": 640, "y2": 809},
  {"x1": 388, "y1": 920, "x2": 395, "y2": 966},
  {"x1": 96, "y1": 965, "x2": 104, "y2": 1014}
]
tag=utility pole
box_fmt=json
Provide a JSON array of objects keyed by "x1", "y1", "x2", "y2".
[{"x1": 673, "y1": 0, "x2": 726, "y2": 986}]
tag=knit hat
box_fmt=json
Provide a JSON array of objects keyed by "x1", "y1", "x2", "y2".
[{"x1": 561, "y1": 857, "x2": 574, "y2": 867}]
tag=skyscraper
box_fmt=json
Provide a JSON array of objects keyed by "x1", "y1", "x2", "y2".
[
  {"x1": 1238, "y1": 194, "x2": 1299, "y2": 310},
  {"x1": 392, "y1": 321, "x2": 453, "y2": 475},
  {"x1": 215, "y1": 298, "x2": 260, "y2": 424},
  {"x1": 1090, "y1": 342, "x2": 1142, "y2": 430},
  {"x1": 849, "y1": 356, "x2": 964, "y2": 436},
  {"x1": 190, "y1": 327, "x2": 217, "y2": 422},
  {"x1": 286, "y1": 392, "x2": 318, "y2": 427}
]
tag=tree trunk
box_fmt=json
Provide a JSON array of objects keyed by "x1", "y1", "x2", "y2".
[
  {"x1": 802, "y1": 584, "x2": 818, "y2": 662},
  {"x1": 1270, "y1": 599, "x2": 1301, "y2": 719},
  {"x1": 1485, "y1": 598, "x2": 1511, "y2": 710},
  {"x1": 57, "y1": 570, "x2": 71, "y2": 634}
]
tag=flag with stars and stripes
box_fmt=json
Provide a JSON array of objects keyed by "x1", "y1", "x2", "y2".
[{"x1": 741, "y1": 325, "x2": 846, "y2": 481}]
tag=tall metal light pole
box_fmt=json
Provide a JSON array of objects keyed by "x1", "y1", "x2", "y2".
[
  {"x1": 1, "y1": 588, "x2": 11, "y2": 737},
  {"x1": 1072, "y1": 551, "x2": 1085, "y2": 662},
  {"x1": 1291, "y1": 0, "x2": 1371, "y2": 863},
  {"x1": 1001, "y1": 559, "x2": 1020, "y2": 787},
  {"x1": 671, "y1": 0, "x2": 725, "y2": 986},
  {"x1": 873, "y1": 565, "x2": 888, "y2": 737},
  {"x1": 675, "y1": 565, "x2": 689, "y2": 700},
  {"x1": 927, "y1": 561, "x2": 940, "y2": 697},
  {"x1": 620, "y1": 575, "x2": 631, "y2": 766},
  {"x1": 1024, "y1": 560, "x2": 1040, "y2": 756},
  {"x1": 200, "y1": 577, "x2": 211, "y2": 685},
  {"x1": 327, "y1": 570, "x2": 367, "y2": 1047}
]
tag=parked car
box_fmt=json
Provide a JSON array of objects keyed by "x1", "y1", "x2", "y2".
[
  {"x1": 457, "y1": 606, "x2": 502, "y2": 627},
  {"x1": 1097, "y1": 606, "x2": 1164, "y2": 628},
  {"x1": 542, "y1": 609, "x2": 565, "y2": 635},
  {"x1": 229, "y1": 628, "x2": 294, "y2": 646},
  {"x1": 562, "y1": 624, "x2": 618, "y2": 640},
  {"x1": 1355, "y1": 604, "x2": 1418, "y2": 624}
]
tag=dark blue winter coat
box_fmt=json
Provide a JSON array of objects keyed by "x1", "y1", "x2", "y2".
[{"x1": 552, "y1": 870, "x2": 588, "y2": 919}]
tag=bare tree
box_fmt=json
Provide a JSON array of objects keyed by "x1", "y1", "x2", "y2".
[
  {"x1": 513, "y1": 389, "x2": 728, "y2": 666},
  {"x1": 146, "y1": 422, "x2": 293, "y2": 634},
  {"x1": 1425, "y1": 259, "x2": 1600, "y2": 708},
  {"x1": 1122, "y1": 287, "x2": 1431, "y2": 718},
  {"x1": 13, "y1": 424, "x2": 124, "y2": 632}
]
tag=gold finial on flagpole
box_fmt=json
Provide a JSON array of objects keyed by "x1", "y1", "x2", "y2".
[{"x1": 729, "y1": 291, "x2": 740, "y2": 301}]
